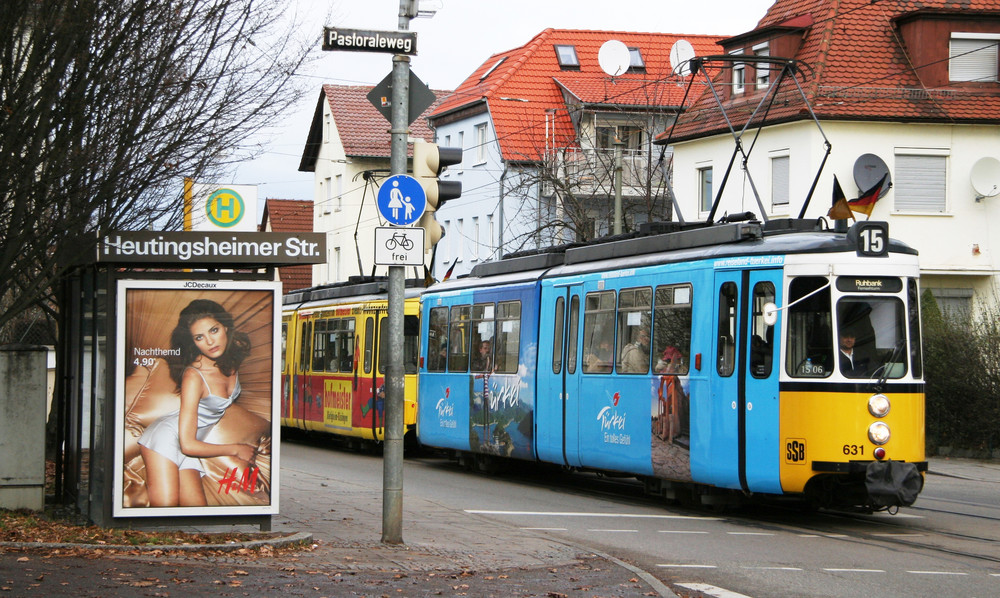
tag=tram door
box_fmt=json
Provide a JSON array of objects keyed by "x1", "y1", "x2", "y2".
[
  {"x1": 536, "y1": 284, "x2": 583, "y2": 467},
  {"x1": 707, "y1": 269, "x2": 782, "y2": 493}
]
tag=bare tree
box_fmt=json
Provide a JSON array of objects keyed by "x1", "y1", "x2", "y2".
[
  {"x1": 0, "y1": 0, "x2": 312, "y2": 333},
  {"x1": 500, "y1": 105, "x2": 677, "y2": 254}
]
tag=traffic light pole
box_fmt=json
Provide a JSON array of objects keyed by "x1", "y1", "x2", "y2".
[{"x1": 382, "y1": 0, "x2": 411, "y2": 545}]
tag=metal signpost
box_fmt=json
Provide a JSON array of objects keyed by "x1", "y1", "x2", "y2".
[{"x1": 321, "y1": 0, "x2": 433, "y2": 545}]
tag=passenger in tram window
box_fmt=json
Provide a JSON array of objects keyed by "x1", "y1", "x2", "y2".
[
  {"x1": 471, "y1": 339, "x2": 493, "y2": 372},
  {"x1": 620, "y1": 327, "x2": 651, "y2": 373},
  {"x1": 655, "y1": 345, "x2": 684, "y2": 374}
]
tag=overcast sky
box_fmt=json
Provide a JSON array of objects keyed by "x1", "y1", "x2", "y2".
[{"x1": 232, "y1": 0, "x2": 776, "y2": 214}]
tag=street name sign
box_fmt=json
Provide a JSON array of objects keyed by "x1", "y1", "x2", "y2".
[{"x1": 322, "y1": 27, "x2": 417, "y2": 55}]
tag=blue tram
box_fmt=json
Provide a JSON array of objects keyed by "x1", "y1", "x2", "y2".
[{"x1": 418, "y1": 219, "x2": 926, "y2": 509}]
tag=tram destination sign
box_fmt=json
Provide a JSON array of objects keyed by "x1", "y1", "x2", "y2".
[
  {"x1": 97, "y1": 231, "x2": 326, "y2": 266},
  {"x1": 322, "y1": 27, "x2": 417, "y2": 55}
]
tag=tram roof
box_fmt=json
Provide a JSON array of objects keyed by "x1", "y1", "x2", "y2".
[
  {"x1": 435, "y1": 219, "x2": 916, "y2": 291},
  {"x1": 284, "y1": 276, "x2": 425, "y2": 306}
]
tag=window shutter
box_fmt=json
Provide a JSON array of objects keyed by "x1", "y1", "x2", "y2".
[
  {"x1": 950, "y1": 39, "x2": 998, "y2": 82},
  {"x1": 771, "y1": 155, "x2": 789, "y2": 206},
  {"x1": 894, "y1": 155, "x2": 946, "y2": 212}
]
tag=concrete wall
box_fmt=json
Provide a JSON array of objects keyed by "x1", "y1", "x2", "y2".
[{"x1": 0, "y1": 345, "x2": 47, "y2": 510}]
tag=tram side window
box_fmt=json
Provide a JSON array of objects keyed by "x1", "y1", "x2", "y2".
[
  {"x1": 494, "y1": 301, "x2": 520, "y2": 374},
  {"x1": 281, "y1": 323, "x2": 287, "y2": 373},
  {"x1": 618, "y1": 287, "x2": 653, "y2": 374},
  {"x1": 336, "y1": 319, "x2": 356, "y2": 372},
  {"x1": 583, "y1": 291, "x2": 616, "y2": 374},
  {"x1": 363, "y1": 317, "x2": 374, "y2": 374},
  {"x1": 786, "y1": 277, "x2": 832, "y2": 378},
  {"x1": 568, "y1": 295, "x2": 580, "y2": 374},
  {"x1": 908, "y1": 278, "x2": 923, "y2": 378},
  {"x1": 750, "y1": 282, "x2": 776, "y2": 378},
  {"x1": 717, "y1": 283, "x2": 738, "y2": 376},
  {"x1": 449, "y1": 305, "x2": 471, "y2": 371},
  {"x1": 312, "y1": 319, "x2": 328, "y2": 372},
  {"x1": 427, "y1": 307, "x2": 449, "y2": 372},
  {"x1": 653, "y1": 284, "x2": 692, "y2": 375},
  {"x1": 470, "y1": 303, "x2": 495, "y2": 372},
  {"x1": 299, "y1": 321, "x2": 311, "y2": 373},
  {"x1": 552, "y1": 297, "x2": 565, "y2": 374},
  {"x1": 377, "y1": 315, "x2": 421, "y2": 374}
]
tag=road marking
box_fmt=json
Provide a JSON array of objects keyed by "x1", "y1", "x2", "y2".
[
  {"x1": 658, "y1": 530, "x2": 710, "y2": 534},
  {"x1": 586, "y1": 529, "x2": 638, "y2": 533},
  {"x1": 520, "y1": 527, "x2": 566, "y2": 531},
  {"x1": 742, "y1": 566, "x2": 802, "y2": 571},
  {"x1": 657, "y1": 564, "x2": 717, "y2": 569},
  {"x1": 726, "y1": 531, "x2": 774, "y2": 536},
  {"x1": 676, "y1": 582, "x2": 753, "y2": 598},
  {"x1": 906, "y1": 571, "x2": 968, "y2": 576},
  {"x1": 823, "y1": 568, "x2": 885, "y2": 573},
  {"x1": 465, "y1": 510, "x2": 721, "y2": 520}
]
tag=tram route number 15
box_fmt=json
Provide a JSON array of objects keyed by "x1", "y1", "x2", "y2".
[
  {"x1": 852, "y1": 221, "x2": 889, "y2": 257},
  {"x1": 785, "y1": 438, "x2": 807, "y2": 464}
]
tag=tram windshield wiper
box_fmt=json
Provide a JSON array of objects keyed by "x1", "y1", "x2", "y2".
[{"x1": 872, "y1": 339, "x2": 906, "y2": 388}]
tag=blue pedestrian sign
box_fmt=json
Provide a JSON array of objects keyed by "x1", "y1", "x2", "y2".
[{"x1": 377, "y1": 175, "x2": 426, "y2": 226}]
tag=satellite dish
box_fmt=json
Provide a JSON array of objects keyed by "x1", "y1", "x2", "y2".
[
  {"x1": 971, "y1": 156, "x2": 1000, "y2": 198},
  {"x1": 598, "y1": 40, "x2": 631, "y2": 77},
  {"x1": 669, "y1": 40, "x2": 696, "y2": 77},
  {"x1": 853, "y1": 153, "x2": 891, "y2": 198}
]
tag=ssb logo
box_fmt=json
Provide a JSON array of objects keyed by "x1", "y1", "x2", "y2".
[{"x1": 205, "y1": 188, "x2": 245, "y2": 228}]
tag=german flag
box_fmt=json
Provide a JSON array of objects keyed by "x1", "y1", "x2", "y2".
[
  {"x1": 827, "y1": 175, "x2": 854, "y2": 221},
  {"x1": 848, "y1": 174, "x2": 888, "y2": 217}
]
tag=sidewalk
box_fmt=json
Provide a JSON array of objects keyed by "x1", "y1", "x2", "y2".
[{"x1": 926, "y1": 455, "x2": 1000, "y2": 483}]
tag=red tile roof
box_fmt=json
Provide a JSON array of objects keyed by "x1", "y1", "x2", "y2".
[
  {"x1": 300, "y1": 84, "x2": 450, "y2": 171},
  {"x1": 430, "y1": 29, "x2": 725, "y2": 162},
  {"x1": 663, "y1": 0, "x2": 1000, "y2": 142},
  {"x1": 259, "y1": 198, "x2": 314, "y2": 295}
]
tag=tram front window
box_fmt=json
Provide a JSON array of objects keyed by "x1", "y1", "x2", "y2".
[
  {"x1": 837, "y1": 297, "x2": 907, "y2": 379},
  {"x1": 786, "y1": 277, "x2": 833, "y2": 378}
]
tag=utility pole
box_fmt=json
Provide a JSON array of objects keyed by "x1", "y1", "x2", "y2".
[
  {"x1": 382, "y1": 0, "x2": 413, "y2": 545},
  {"x1": 613, "y1": 137, "x2": 624, "y2": 235}
]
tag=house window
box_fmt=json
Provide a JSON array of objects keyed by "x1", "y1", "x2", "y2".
[
  {"x1": 929, "y1": 288, "x2": 973, "y2": 322},
  {"x1": 475, "y1": 123, "x2": 487, "y2": 163},
  {"x1": 472, "y1": 216, "x2": 480, "y2": 262},
  {"x1": 554, "y1": 45, "x2": 580, "y2": 69},
  {"x1": 698, "y1": 166, "x2": 714, "y2": 212},
  {"x1": 335, "y1": 174, "x2": 343, "y2": 211},
  {"x1": 628, "y1": 47, "x2": 645, "y2": 72},
  {"x1": 771, "y1": 154, "x2": 789, "y2": 208},
  {"x1": 455, "y1": 218, "x2": 464, "y2": 262},
  {"x1": 597, "y1": 124, "x2": 643, "y2": 150},
  {"x1": 894, "y1": 151, "x2": 947, "y2": 213},
  {"x1": 730, "y1": 50, "x2": 745, "y2": 95},
  {"x1": 753, "y1": 42, "x2": 770, "y2": 90},
  {"x1": 950, "y1": 33, "x2": 999, "y2": 82},
  {"x1": 444, "y1": 134, "x2": 451, "y2": 146},
  {"x1": 323, "y1": 177, "x2": 332, "y2": 215},
  {"x1": 324, "y1": 113, "x2": 331, "y2": 143}
]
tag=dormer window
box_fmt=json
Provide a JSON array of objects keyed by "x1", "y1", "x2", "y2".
[
  {"x1": 628, "y1": 47, "x2": 646, "y2": 72},
  {"x1": 753, "y1": 42, "x2": 770, "y2": 90},
  {"x1": 730, "y1": 49, "x2": 745, "y2": 95},
  {"x1": 949, "y1": 33, "x2": 999, "y2": 82},
  {"x1": 555, "y1": 45, "x2": 580, "y2": 69}
]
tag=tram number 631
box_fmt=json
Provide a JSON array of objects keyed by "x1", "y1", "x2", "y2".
[{"x1": 785, "y1": 439, "x2": 807, "y2": 464}]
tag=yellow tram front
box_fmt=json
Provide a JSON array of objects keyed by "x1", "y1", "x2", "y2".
[{"x1": 777, "y1": 224, "x2": 925, "y2": 509}]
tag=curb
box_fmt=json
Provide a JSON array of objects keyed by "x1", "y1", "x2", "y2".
[{"x1": 0, "y1": 531, "x2": 313, "y2": 553}]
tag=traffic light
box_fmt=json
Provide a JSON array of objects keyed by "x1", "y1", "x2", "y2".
[{"x1": 412, "y1": 141, "x2": 462, "y2": 251}]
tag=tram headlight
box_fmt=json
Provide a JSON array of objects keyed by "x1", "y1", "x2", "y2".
[
  {"x1": 868, "y1": 422, "x2": 891, "y2": 445},
  {"x1": 868, "y1": 394, "x2": 891, "y2": 418}
]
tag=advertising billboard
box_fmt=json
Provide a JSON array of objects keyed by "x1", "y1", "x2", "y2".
[{"x1": 113, "y1": 280, "x2": 280, "y2": 517}]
